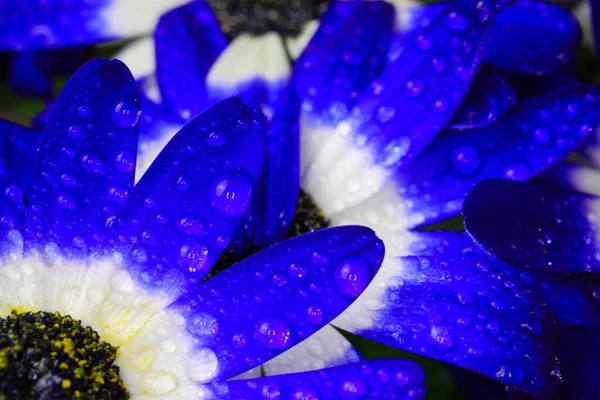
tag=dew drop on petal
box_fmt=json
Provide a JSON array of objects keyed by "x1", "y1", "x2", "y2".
[
  {"x1": 306, "y1": 304, "x2": 324, "y2": 325},
  {"x1": 340, "y1": 378, "x2": 367, "y2": 399},
  {"x1": 177, "y1": 216, "x2": 204, "y2": 236},
  {"x1": 114, "y1": 150, "x2": 136, "y2": 173},
  {"x1": 451, "y1": 145, "x2": 481, "y2": 175},
  {"x1": 334, "y1": 254, "x2": 370, "y2": 298},
  {"x1": 209, "y1": 170, "x2": 253, "y2": 217},
  {"x1": 187, "y1": 312, "x2": 219, "y2": 337},
  {"x1": 206, "y1": 130, "x2": 226, "y2": 147},
  {"x1": 186, "y1": 348, "x2": 218, "y2": 383},
  {"x1": 111, "y1": 99, "x2": 140, "y2": 128},
  {"x1": 253, "y1": 316, "x2": 291, "y2": 350}
]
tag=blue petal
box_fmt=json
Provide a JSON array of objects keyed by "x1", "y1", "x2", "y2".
[
  {"x1": 485, "y1": 0, "x2": 581, "y2": 74},
  {"x1": 557, "y1": 326, "x2": 600, "y2": 399},
  {"x1": 391, "y1": 84, "x2": 600, "y2": 227},
  {"x1": 0, "y1": 120, "x2": 39, "y2": 241},
  {"x1": 169, "y1": 225, "x2": 384, "y2": 380},
  {"x1": 0, "y1": 119, "x2": 41, "y2": 193},
  {"x1": 401, "y1": 231, "x2": 600, "y2": 326},
  {"x1": 113, "y1": 97, "x2": 267, "y2": 298},
  {"x1": 464, "y1": 179, "x2": 600, "y2": 273},
  {"x1": 447, "y1": 66, "x2": 517, "y2": 130},
  {"x1": 154, "y1": 0, "x2": 227, "y2": 122},
  {"x1": 397, "y1": 2, "x2": 447, "y2": 34},
  {"x1": 0, "y1": 1, "x2": 175, "y2": 50},
  {"x1": 351, "y1": 0, "x2": 511, "y2": 170},
  {"x1": 333, "y1": 256, "x2": 558, "y2": 397},
  {"x1": 294, "y1": 0, "x2": 395, "y2": 128},
  {"x1": 249, "y1": 87, "x2": 300, "y2": 249},
  {"x1": 399, "y1": 1, "x2": 581, "y2": 75},
  {"x1": 24, "y1": 58, "x2": 139, "y2": 257},
  {"x1": 211, "y1": 359, "x2": 425, "y2": 399}
]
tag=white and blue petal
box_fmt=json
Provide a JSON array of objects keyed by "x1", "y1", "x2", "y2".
[
  {"x1": 303, "y1": 0, "x2": 511, "y2": 216},
  {"x1": 0, "y1": 0, "x2": 187, "y2": 50},
  {"x1": 211, "y1": 359, "x2": 426, "y2": 399},
  {"x1": 464, "y1": 179, "x2": 600, "y2": 273},
  {"x1": 333, "y1": 256, "x2": 558, "y2": 397},
  {"x1": 167, "y1": 225, "x2": 385, "y2": 381},
  {"x1": 295, "y1": 0, "x2": 395, "y2": 173},
  {"x1": 154, "y1": 0, "x2": 227, "y2": 123},
  {"x1": 24, "y1": 58, "x2": 140, "y2": 258},
  {"x1": 331, "y1": 84, "x2": 600, "y2": 231},
  {"x1": 113, "y1": 97, "x2": 267, "y2": 298}
]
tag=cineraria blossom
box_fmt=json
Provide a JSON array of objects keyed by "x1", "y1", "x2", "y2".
[
  {"x1": 2, "y1": 0, "x2": 600, "y2": 399},
  {"x1": 0, "y1": 58, "x2": 427, "y2": 399}
]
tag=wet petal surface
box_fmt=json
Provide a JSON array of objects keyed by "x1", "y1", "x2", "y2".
[
  {"x1": 464, "y1": 179, "x2": 600, "y2": 273},
  {"x1": 154, "y1": 0, "x2": 227, "y2": 122},
  {"x1": 113, "y1": 97, "x2": 267, "y2": 298},
  {"x1": 333, "y1": 256, "x2": 558, "y2": 397},
  {"x1": 25, "y1": 58, "x2": 139, "y2": 257},
  {"x1": 169, "y1": 225, "x2": 385, "y2": 380},
  {"x1": 303, "y1": 0, "x2": 511, "y2": 214}
]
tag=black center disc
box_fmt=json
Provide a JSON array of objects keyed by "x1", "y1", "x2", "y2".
[
  {"x1": 207, "y1": 0, "x2": 329, "y2": 40},
  {"x1": 0, "y1": 311, "x2": 129, "y2": 400}
]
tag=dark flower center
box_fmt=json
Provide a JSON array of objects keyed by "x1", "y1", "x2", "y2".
[
  {"x1": 207, "y1": 0, "x2": 329, "y2": 40},
  {"x1": 207, "y1": 189, "x2": 331, "y2": 279},
  {"x1": 0, "y1": 311, "x2": 128, "y2": 400}
]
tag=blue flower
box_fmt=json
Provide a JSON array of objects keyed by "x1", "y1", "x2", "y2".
[
  {"x1": 0, "y1": 58, "x2": 427, "y2": 399},
  {"x1": 110, "y1": 2, "x2": 597, "y2": 396},
  {"x1": 2, "y1": 0, "x2": 599, "y2": 397}
]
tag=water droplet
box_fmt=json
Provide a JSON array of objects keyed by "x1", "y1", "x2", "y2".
[
  {"x1": 56, "y1": 194, "x2": 77, "y2": 210},
  {"x1": 416, "y1": 33, "x2": 433, "y2": 51},
  {"x1": 334, "y1": 254, "x2": 370, "y2": 298},
  {"x1": 311, "y1": 250, "x2": 329, "y2": 265},
  {"x1": 291, "y1": 388, "x2": 318, "y2": 399},
  {"x1": 161, "y1": 340, "x2": 176, "y2": 353},
  {"x1": 67, "y1": 124, "x2": 85, "y2": 140},
  {"x1": 111, "y1": 270, "x2": 132, "y2": 292},
  {"x1": 209, "y1": 170, "x2": 253, "y2": 217},
  {"x1": 432, "y1": 57, "x2": 446, "y2": 74},
  {"x1": 111, "y1": 99, "x2": 140, "y2": 128},
  {"x1": 306, "y1": 304, "x2": 324, "y2": 325},
  {"x1": 432, "y1": 99, "x2": 448, "y2": 113},
  {"x1": 107, "y1": 186, "x2": 128, "y2": 204},
  {"x1": 115, "y1": 150, "x2": 135, "y2": 173},
  {"x1": 288, "y1": 262, "x2": 307, "y2": 278},
  {"x1": 140, "y1": 371, "x2": 177, "y2": 395},
  {"x1": 502, "y1": 164, "x2": 530, "y2": 180},
  {"x1": 206, "y1": 130, "x2": 226, "y2": 146},
  {"x1": 376, "y1": 106, "x2": 396, "y2": 123},
  {"x1": 186, "y1": 348, "x2": 218, "y2": 383},
  {"x1": 253, "y1": 316, "x2": 291, "y2": 350},
  {"x1": 176, "y1": 175, "x2": 191, "y2": 192},
  {"x1": 130, "y1": 246, "x2": 147, "y2": 263},
  {"x1": 261, "y1": 382, "x2": 281, "y2": 399},
  {"x1": 77, "y1": 105, "x2": 91, "y2": 118},
  {"x1": 486, "y1": 320, "x2": 502, "y2": 336},
  {"x1": 446, "y1": 12, "x2": 469, "y2": 31},
  {"x1": 188, "y1": 312, "x2": 219, "y2": 337},
  {"x1": 60, "y1": 173, "x2": 78, "y2": 188},
  {"x1": 451, "y1": 145, "x2": 481, "y2": 175},
  {"x1": 340, "y1": 378, "x2": 367, "y2": 399},
  {"x1": 179, "y1": 244, "x2": 209, "y2": 272},
  {"x1": 232, "y1": 332, "x2": 248, "y2": 348},
  {"x1": 532, "y1": 128, "x2": 551, "y2": 144},
  {"x1": 177, "y1": 216, "x2": 204, "y2": 236},
  {"x1": 271, "y1": 273, "x2": 287, "y2": 287},
  {"x1": 566, "y1": 103, "x2": 578, "y2": 119},
  {"x1": 429, "y1": 323, "x2": 455, "y2": 350},
  {"x1": 80, "y1": 153, "x2": 104, "y2": 174},
  {"x1": 405, "y1": 77, "x2": 425, "y2": 98}
]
